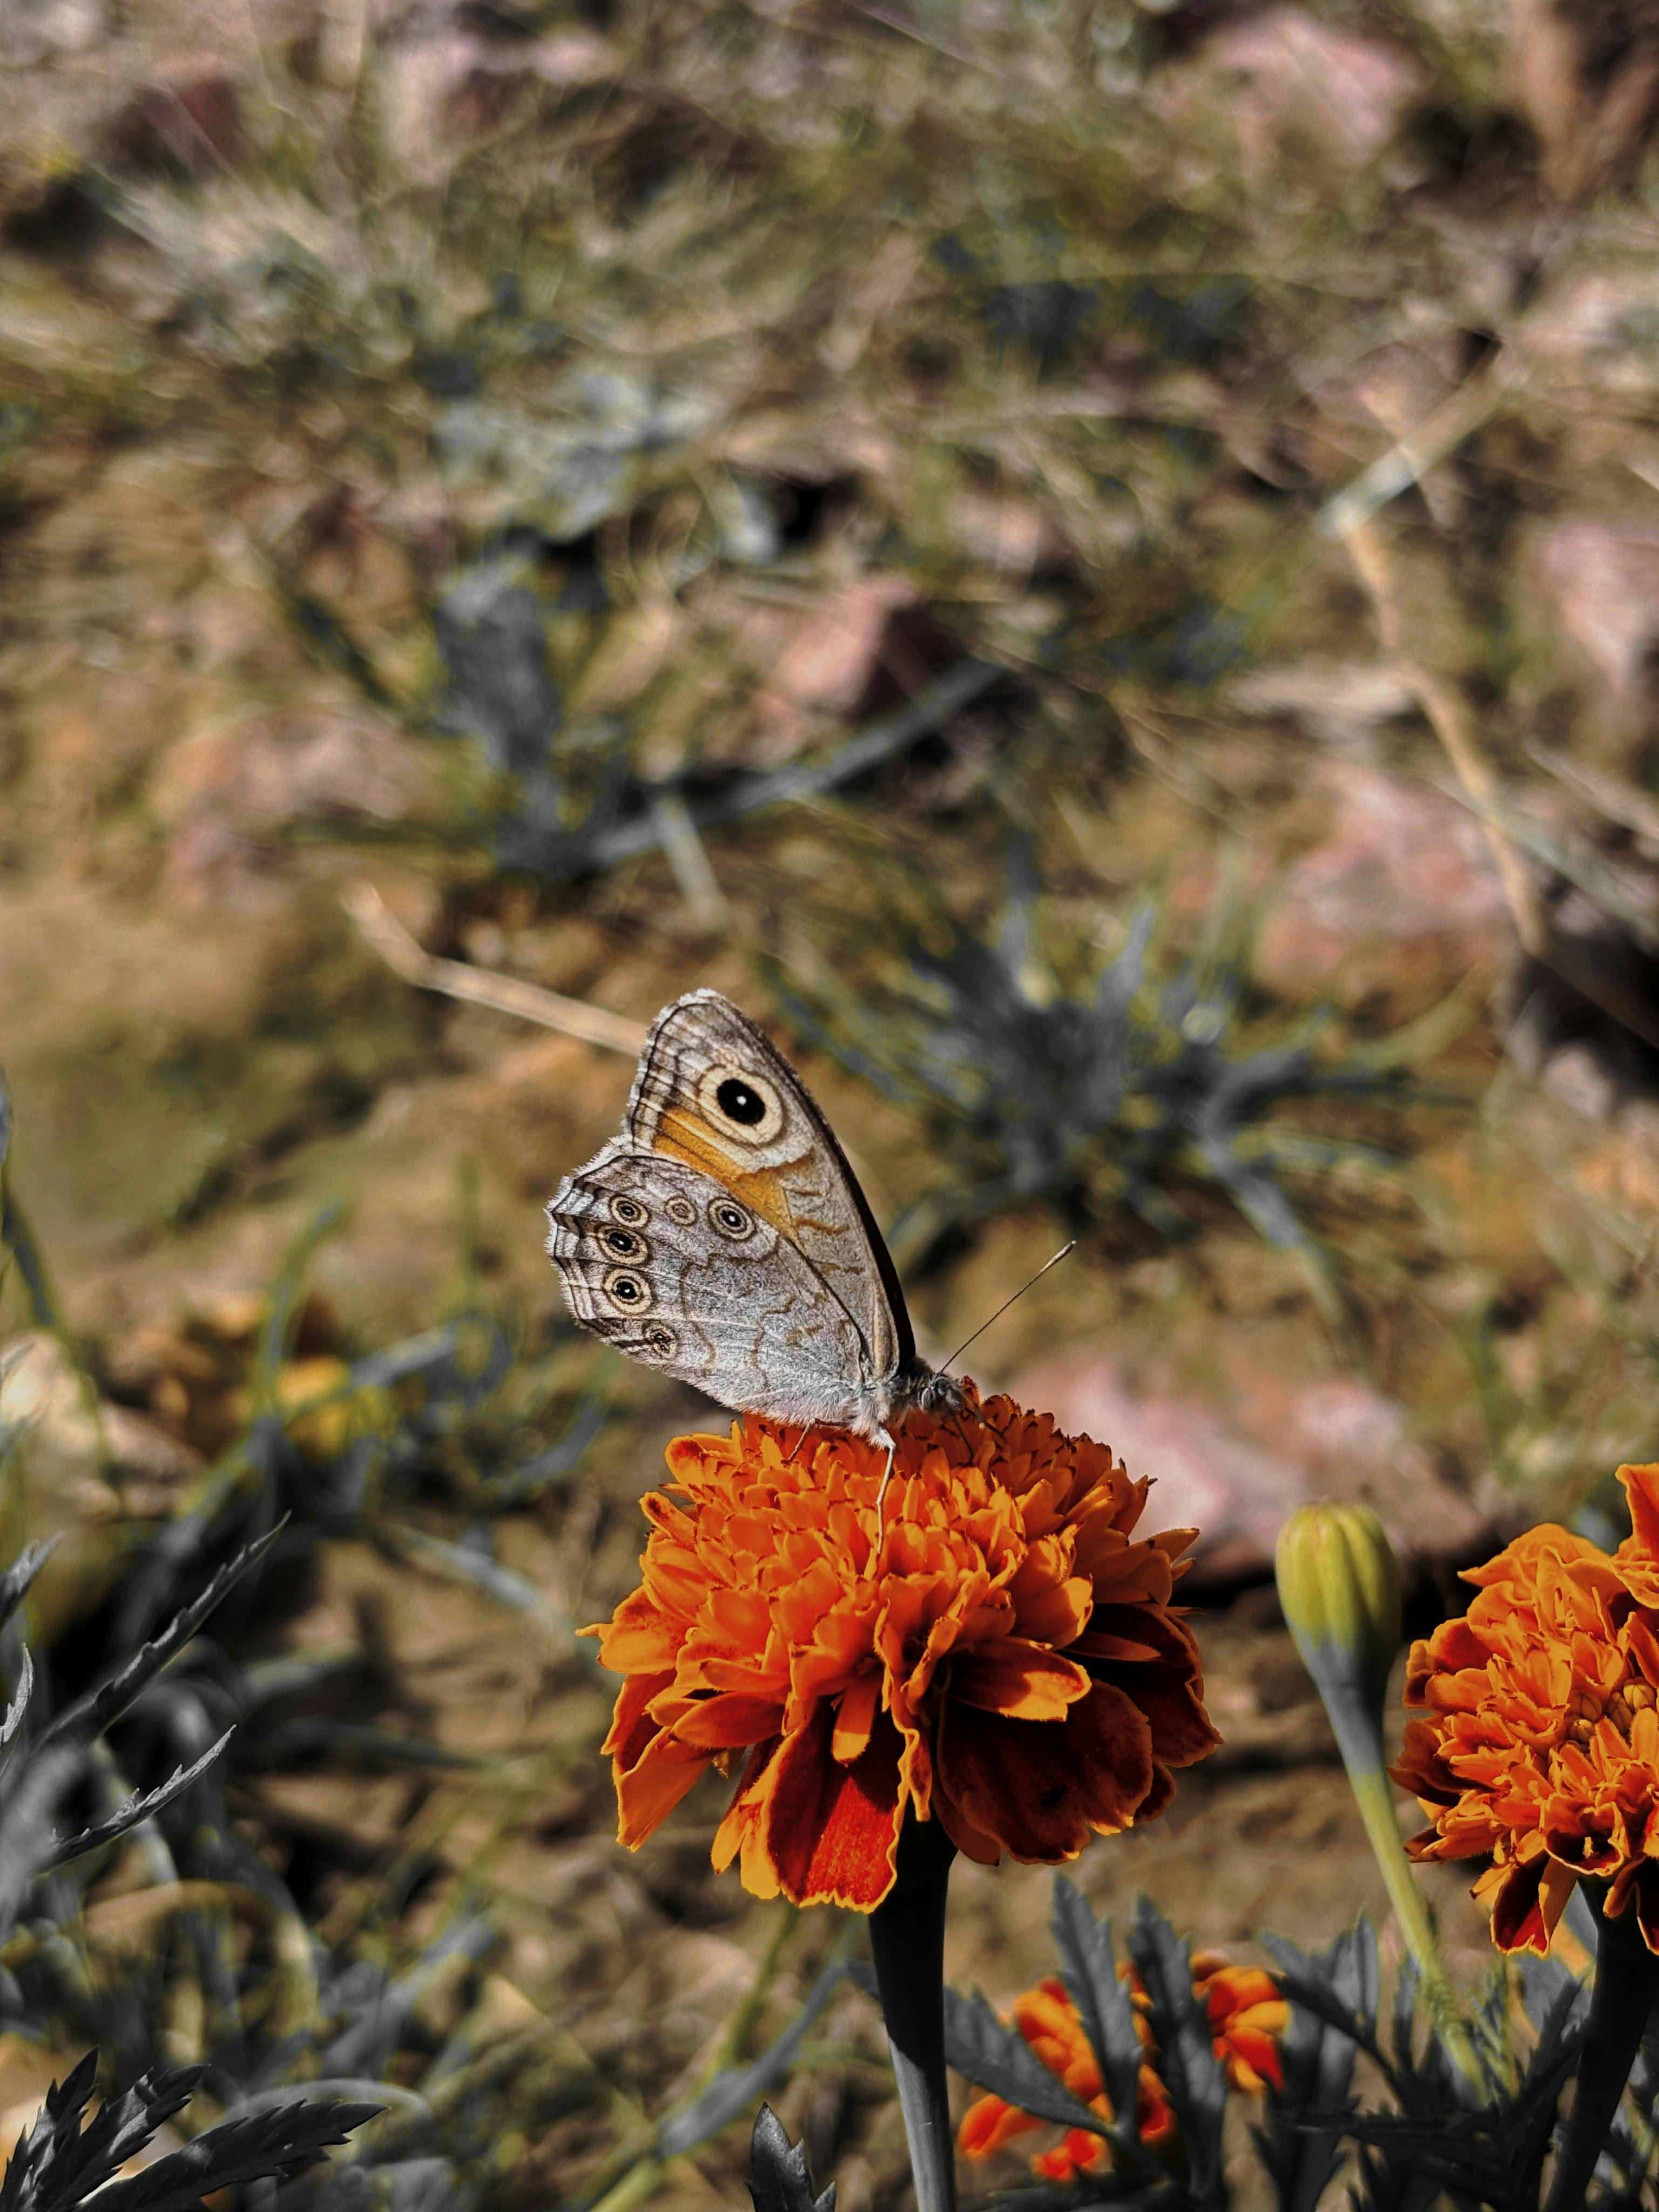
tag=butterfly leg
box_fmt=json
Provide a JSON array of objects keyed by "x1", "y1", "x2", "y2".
[{"x1": 874, "y1": 1427, "x2": 897, "y2": 1531}]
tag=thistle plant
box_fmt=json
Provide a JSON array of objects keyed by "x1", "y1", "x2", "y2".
[{"x1": 771, "y1": 854, "x2": 1422, "y2": 1299}]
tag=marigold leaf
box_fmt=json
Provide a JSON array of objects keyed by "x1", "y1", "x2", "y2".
[
  {"x1": 0, "y1": 1541, "x2": 59, "y2": 1641},
  {"x1": 1049, "y1": 1878, "x2": 1143, "y2": 2142},
  {"x1": 1126, "y1": 1899, "x2": 1226, "y2": 2196},
  {"x1": 38, "y1": 1525, "x2": 284, "y2": 1756},
  {"x1": 942, "y1": 1986, "x2": 1110, "y2": 2140},
  {"x1": 1250, "y1": 1925, "x2": 1367, "y2": 2212},
  {"x1": 44, "y1": 1733, "x2": 233, "y2": 1870},
  {"x1": 86, "y1": 2098, "x2": 382, "y2": 2212},
  {"x1": 746, "y1": 2105, "x2": 834, "y2": 2212}
]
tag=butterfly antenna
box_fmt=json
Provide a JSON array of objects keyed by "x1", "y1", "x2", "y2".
[{"x1": 938, "y1": 1241, "x2": 1078, "y2": 1375}]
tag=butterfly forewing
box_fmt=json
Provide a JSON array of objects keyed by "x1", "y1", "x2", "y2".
[{"x1": 546, "y1": 989, "x2": 930, "y2": 1441}]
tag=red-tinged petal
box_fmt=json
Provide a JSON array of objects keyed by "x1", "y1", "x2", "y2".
[
  {"x1": 1484, "y1": 1851, "x2": 1568, "y2": 1955},
  {"x1": 1081, "y1": 1607, "x2": 1220, "y2": 1768},
  {"x1": 938, "y1": 1681, "x2": 1155, "y2": 1860},
  {"x1": 950, "y1": 1640, "x2": 1092, "y2": 1719},
  {"x1": 603, "y1": 1669, "x2": 674, "y2": 1766},
  {"x1": 616, "y1": 1730, "x2": 712, "y2": 1847},
  {"x1": 712, "y1": 1735, "x2": 781, "y2": 1874},
  {"x1": 832, "y1": 1671, "x2": 881, "y2": 1763},
  {"x1": 761, "y1": 1701, "x2": 907, "y2": 1909},
  {"x1": 933, "y1": 1786, "x2": 1002, "y2": 1866},
  {"x1": 958, "y1": 2095, "x2": 1036, "y2": 2160},
  {"x1": 672, "y1": 1692, "x2": 789, "y2": 1749}
]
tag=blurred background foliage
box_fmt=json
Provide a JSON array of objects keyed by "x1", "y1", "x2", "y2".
[{"x1": 4, "y1": 0, "x2": 1659, "y2": 2203}]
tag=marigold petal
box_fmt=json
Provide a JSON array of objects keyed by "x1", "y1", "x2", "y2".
[
  {"x1": 761, "y1": 1700, "x2": 907, "y2": 1908},
  {"x1": 1078, "y1": 1606, "x2": 1221, "y2": 1769},
  {"x1": 671, "y1": 1692, "x2": 789, "y2": 1749},
  {"x1": 616, "y1": 1729, "x2": 713, "y2": 1848},
  {"x1": 1618, "y1": 1464, "x2": 1659, "y2": 1561},
  {"x1": 832, "y1": 1672, "x2": 882, "y2": 1763},
  {"x1": 595, "y1": 1588, "x2": 683, "y2": 1676},
  {"x1": 604, "y1": 1668, "x2": 675, "y2": 1766},
  {"x1": 938, "y1": 1681, "x2": 1155, "y2": 1860},
  {"x1": 1486, "y1": 1851, "x2": 1578, "y2": 1954},
  {"x1": 950, "y1": 1640, "x2": 1092, "y2": 1719},
  {"x1": 959, "y1": 2094, "x2": 1037, "y2": 2160}
]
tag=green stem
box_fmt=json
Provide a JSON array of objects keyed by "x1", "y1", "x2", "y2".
[
  {"x1": 1543, "y1": 1886, "x2": 1659, "y2": 2212},
  {"x1": 869, "y1": 1817, "x2": 957, "y2": 2212},
  {"x1": 1324, "y1": 1684, "x2": 1486, "y2": 2098}
]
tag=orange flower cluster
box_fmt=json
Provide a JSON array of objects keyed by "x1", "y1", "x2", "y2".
[
  {"x1": 1393, "y1": 1461, "x2": 1659, "y2": 1954},
  {"x1": 959, "y1": 1957, "x2": 1287, "y2": 2180},
  {"x1": 585, "y1": 1386, "x2": 1218, "y2": 1910}
]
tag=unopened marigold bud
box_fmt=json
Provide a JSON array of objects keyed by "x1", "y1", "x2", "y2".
[{"x1": 1275, "y1": 1501, "x2": 1402, "y2": 1717}]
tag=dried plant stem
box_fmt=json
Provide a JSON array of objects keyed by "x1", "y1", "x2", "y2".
[
  {"x1": 869, "y1": 1818, "x2": 958, "y2": 2212},
  {"x1": 1343, "y1": 519, "x2": 1659, "y2": 1054},
  {"x1": 1343, "y1": 521, "x2": 1549, "y2": 961},
  {"x1": 343, "y1": 883, "x2": 648, "y2": 1055},
  {"x1": 1543, "y1": 1886, "x2": 1659, "y2": 2212}
]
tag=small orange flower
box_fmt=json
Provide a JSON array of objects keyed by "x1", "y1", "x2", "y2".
[
  {"x1": 1392, "y1": 1462, "x2": 1659, "y2": 1954},
  {"x1": 957, "y1": 1974, "x2": 1173, "y2": 2182},
  {"x1": 585, "y1": 1384, "x2": 1218, "y2": 1910},
  {"x1": 959, "y1": 1952, "x2": 1285, "y2": 2179},
  {"x1": 1193, "y1": 1954, "x2": 1288, "y2": 2094}
]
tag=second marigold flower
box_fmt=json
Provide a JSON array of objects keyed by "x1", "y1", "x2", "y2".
[
  {"x1": 1392, "y1": 1460, "x2": 1659, "y2": 1954},
  {"x1": 586, "y1": 1384, "x2": 1219, "y2": 1910}
]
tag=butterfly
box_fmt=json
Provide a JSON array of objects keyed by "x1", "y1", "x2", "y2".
[{"x1": 545, "y1": 989, "x2": 964, "y2": 1461}]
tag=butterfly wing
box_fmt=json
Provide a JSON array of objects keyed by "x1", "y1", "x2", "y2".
[
  {"x1": 618, "y1": 990, "x2": 914, "y2": 1378},
  {"x1": 546, "y1": 1141, "x2": 880, "y2": 1431}
]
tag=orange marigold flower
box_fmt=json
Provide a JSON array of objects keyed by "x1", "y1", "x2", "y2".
[
  {"x1": 958, "y1": 1952, "x2": 1284, "y2": 2180},
  {"x1": 1392, "y1": 1462, "x2": 1659, "y2": 1954},
  {"x1": 1193, "y1": 1953, "x2": 1288, "y2": 2094},
  {"x1": 585, "y1": 1385, "x2": 1219, "y2": 1911}
]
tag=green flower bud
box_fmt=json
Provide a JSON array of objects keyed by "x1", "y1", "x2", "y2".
[{"x1": 1274, "y1": 1501, "x2": 1402, "y2": 1718}]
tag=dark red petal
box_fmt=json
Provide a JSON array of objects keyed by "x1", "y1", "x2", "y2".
[
  {"x1": 763, "y1": 1700, "x2": 906, "y2": 1909},
  {"x1": 938, "y1": 1682, "x2": 1154, "y2": 1861}
]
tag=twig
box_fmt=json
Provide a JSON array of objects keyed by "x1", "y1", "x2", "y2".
[
  {"x1": 343, "y1": 885, "x2": 648, "y2": 1056},
  {"x1": 1342, "y1": 519, "x2": 1549, "y2": 959},
  {"x1": 1341, "y1": 522, "x2": 1659, "y2": 1054},
  {"x1": 1315, "y1": 352, "x2": 1522, "y2": 544}
]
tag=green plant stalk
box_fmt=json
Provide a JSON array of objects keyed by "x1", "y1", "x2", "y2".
[
  {"x1": 869, "y1": 1817, "x2": 957, "y2": 2212},
  {"x1": 1542, "y1": 1884, "x2": 1659, "y2": 2212},
  {"x1": 1323, "y1": 1681, "x2": 1485, "y2": 2096}
]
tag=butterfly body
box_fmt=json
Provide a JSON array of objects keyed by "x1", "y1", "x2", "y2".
[{"x1": 545, "y1": 990, "x2": 962, "y2": 1444}]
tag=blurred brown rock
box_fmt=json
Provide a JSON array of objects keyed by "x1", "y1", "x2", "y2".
[
  {"x1": 1253, "y1": 762, "x2": 1510, "y2": 1001},
  {"x1": 1529, "y1": 518, "x2": 1659, "y2": 732},
  {"x1": 1176, "y1": 9, "x2": 1421, "y2": 176},
  {"x1": 1016, "y1": 1351, "x2": 1494, "y2": 1588},
  {"x1": 151, "y1": 709, "x2": 437, "y2": 907}
]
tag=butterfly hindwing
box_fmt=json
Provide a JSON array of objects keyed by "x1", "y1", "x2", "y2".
[{"x1": 547, "y1": 1143, "x2": 875, "y2": 1429}]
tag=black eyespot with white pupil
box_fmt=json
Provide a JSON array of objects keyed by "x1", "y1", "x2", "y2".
[
  {"x1": 609, "y1": 1194, "x2": 648, "y2": 1226},
  {"x1": 602, "y1": 1226, "x2": 645, "y2": 1258},
  {"x1": 715, "y1": 1077, "x2": 765, "y2": 1126},
  {"x1": 603, "y1": 1268, "x2": 651, "y2": 1311},
  {"x1": 711, "y1": 1199, "x2": 752, "y2": 1238}
]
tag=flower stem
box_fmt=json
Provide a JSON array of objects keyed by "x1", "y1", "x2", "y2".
[
  {"x1": 869, "y1": 1817, "x2": 958, "y2": 2212},
  {"x1": 1543, "y1": 1885, "x2": 1659, "y2": 2212},
  {"x1": 1323, "y1": 1682, "x2": 1486, "y2": 2098}
]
